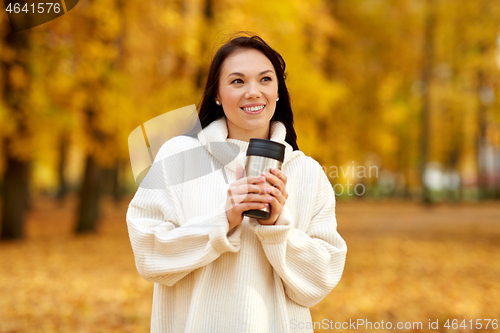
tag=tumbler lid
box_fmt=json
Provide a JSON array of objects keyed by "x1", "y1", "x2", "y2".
[{"x1": 246, "y1": 138, "x2": 285, "y2": 162}]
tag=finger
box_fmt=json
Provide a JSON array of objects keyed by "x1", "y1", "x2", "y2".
[
  {"x1": 235, "y1": 164, "x2": 245, "y2": 180},
  {"x1": 261, "y1": 197, "x2": 281, "y2": 223},
  {"x1": 246, "y1": 184, "x2": 270, "y2": 195},
  {"x1": 233, "y1": 192, "x2": 271, "y2": 205},
  {"x1": 269, "y1": 168, "x2": 287, "y2": 184},
  {"x1": 266, "y1": 186, "x2": 286, "y2": 203},
  {"x1": 269, "y1": 191, "x2": 287, "y2": 211},
  {"x1": 226, "y1": 200, "x2": 269, "y2": 215},
  {"x1": 227, "y1": 188, "x2": 237, "y2": 208},
  {"x1": 230, "y1": 184, "x2": 267, "y2": 196},
  {"x1": 249, "y1": 175, "x2": 266, "y2": 184},
  {"x1": 234, "y1": 175, "x2": 266, "y2": 187},
  {"x1": 236, "y1": 202, "x2": 270, "y2": 213},
  {"x1": 246, "y1": 193, "x2": 275, "y2": 204},
  {"x1": 264, "y1": 188, "x2": 286, "y2": 208},
  {"x1": 230, "y1": 193, "x2": 270, "y2": 208},
  {"x1": 263, "y1": 171, "x2": 285, "y2": 193}
]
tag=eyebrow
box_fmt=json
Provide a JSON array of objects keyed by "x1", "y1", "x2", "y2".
[{"x1": 227, "y1": 69, "x2": 274, "y2": 78}]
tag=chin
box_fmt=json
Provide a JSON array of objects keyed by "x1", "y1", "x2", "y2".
[{"x1": 244, "y1": 117, "x2": 272, "y2": 128}]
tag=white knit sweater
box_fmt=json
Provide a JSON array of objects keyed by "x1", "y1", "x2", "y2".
[{"x1": 126, "y1": 117, "x2": 347, "y2": 333}]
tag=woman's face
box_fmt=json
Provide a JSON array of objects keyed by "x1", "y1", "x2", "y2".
[{"x1": 215, "y1": 48, "x2": 279, "y2": 141}]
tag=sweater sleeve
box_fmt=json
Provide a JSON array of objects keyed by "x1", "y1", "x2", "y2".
[
  {"x1": 248, "y1": 161, "x2": 347, "y2": 308},
  {"x1": 126, "y1": 143, "x2": 242, "y2": 287}
]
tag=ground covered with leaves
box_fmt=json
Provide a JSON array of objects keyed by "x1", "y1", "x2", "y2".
[{"x1": 1, "y1": 197, "x2": 499, "y2": 332}]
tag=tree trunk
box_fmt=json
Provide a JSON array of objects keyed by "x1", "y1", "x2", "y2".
[
  {"x1": 74, "y1": 0, "x2": 128, "y2": 233},
  {"x1": 56, "y1": 131, "x2": 69, "y2": 202},
  {"x1": 194, "y1": 0, "x2": 214, "y2": 89},
  {"x1": 0, "y1": 21, "x2": 33, "y2": 240},
  {"x1": 419, "y1": 0, "x2": 435, "y2": 205},
  {"x1": 100, "y1": 161, "x2": 123, "y2": 205},
  {"x1": 1, "y1": 147, "x2": 31, "y2": 240},
  {"x1": 476, "y1": 69, "x2": 489, "y2": 200},
  {"x1": 111, "y1": 161, "x2": 123, "y2": 204},
  {"x1": 75, "y1": 154, "x2": 104, "y2": 234}
]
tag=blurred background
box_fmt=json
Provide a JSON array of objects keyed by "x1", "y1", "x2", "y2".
[{"x1": 0, "y1": 0, "x2": 499, "y2": 332}]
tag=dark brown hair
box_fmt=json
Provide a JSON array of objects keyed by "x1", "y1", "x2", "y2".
[{"x1": 191, "y1": 33, "x2": 299, "y2": 150}]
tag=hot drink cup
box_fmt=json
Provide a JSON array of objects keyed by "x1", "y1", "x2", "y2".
[{"x1": 243, "y1": 138, "x2": 286, "y2": 220}]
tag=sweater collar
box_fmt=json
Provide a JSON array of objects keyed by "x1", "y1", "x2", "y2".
[{"x1": 197, "y1": 117, "x2": 294, "y2": 172}]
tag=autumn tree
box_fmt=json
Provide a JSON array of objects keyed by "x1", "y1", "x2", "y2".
[{"x1": 0, "y1": 19, "x2": 35, "y2": 239}]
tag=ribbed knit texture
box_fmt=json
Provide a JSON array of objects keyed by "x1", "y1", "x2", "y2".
[{"x1": 126, "y1": 117, "x2": 347, "y2": 333}]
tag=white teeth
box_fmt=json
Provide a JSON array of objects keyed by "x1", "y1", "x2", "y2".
[{"x1": 242, "y1": 105, "x2": 265, "y2": 112}]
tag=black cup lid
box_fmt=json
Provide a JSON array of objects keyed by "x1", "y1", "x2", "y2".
[{"x1": 246, "y1": 138, "x2": 285, "y2": 162}]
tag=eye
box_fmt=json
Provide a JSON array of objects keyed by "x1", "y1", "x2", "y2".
[
  {"x1": 231, "y1": 78, "x2": 243, "y2": 84},
  {"x1": 262, "y1": 76, "x2": 272, "y2": 82}
]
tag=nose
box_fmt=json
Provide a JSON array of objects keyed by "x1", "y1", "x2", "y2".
[{"x1": 245, "y1": 82, "x2": 261, "y2": 99}]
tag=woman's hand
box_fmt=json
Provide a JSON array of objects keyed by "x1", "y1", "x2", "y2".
[
  {"x1": 225, "y1": 164, "x2": 271, "y2": 232},
  {"x1": 257, "y1": 167, "x2": 288, "y2": 225}
]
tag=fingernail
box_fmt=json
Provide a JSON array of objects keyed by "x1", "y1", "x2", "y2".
[
  {"x1": 267, "y1": 196, "x2": 273, "y2": 201},
  {"x1": 260, "y1": 176, "x2": 265, "y2": 182},
  {"x1": 266, "y1": 187, "x2": 272, "y2": 193}
]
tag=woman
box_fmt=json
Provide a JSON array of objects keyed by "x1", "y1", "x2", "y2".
[{"x1": 126, "y1": 34, "x2": 347, "y2": 333}]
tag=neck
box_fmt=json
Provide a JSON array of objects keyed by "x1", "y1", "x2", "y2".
[{"x1": 227, "y1": 123, "x2": 271, "y2": 142}]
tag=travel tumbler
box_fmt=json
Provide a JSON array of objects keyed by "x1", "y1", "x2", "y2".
[{"x1": 243, "y1": 138, "x2": 286, "y2": 219}]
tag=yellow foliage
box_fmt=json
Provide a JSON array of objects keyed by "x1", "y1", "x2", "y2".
[
  {"x1": 1, "y1": 0, "x2": 500, "y2": 192},
  {"x1": 0, "y1": 45, "x2": 17, "y2": 62},
  {"x1": 8, "y1": 65, "x2": 29, "y2": 90},
  {"x1": 0, "y1": 102, "x2": 15, "y2": 137}
]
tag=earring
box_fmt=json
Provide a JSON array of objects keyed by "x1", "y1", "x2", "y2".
[
  {"x1": 276, "y1": 97, "x2": 279, "y2": 102},
  {"x1": 216, "y1": 100, "x2": 220, "y2": 105}
]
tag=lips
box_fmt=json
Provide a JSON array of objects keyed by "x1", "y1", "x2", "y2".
[{"x1": 241, "y1": 105, "x2": 265, "y2": 115}]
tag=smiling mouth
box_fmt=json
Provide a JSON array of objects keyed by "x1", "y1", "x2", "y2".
[{"x1": 241, "y1": 105, "x2": 265, "y2": 112}]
